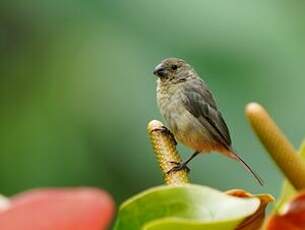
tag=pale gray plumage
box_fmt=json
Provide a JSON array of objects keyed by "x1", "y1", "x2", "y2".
[{"x1": 153, "y1": 57, "x2": 263, "y2": 185}]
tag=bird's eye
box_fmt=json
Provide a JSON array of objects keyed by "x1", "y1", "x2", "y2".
[{"x1": 171, "y1": 64, "x2": 178, "y2": 70}]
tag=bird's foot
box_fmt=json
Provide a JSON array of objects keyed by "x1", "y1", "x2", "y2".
[
  {"x1": 167, "y1": 161, "x2": 190, "y2": 174},
  {"x1": 151, "y1": 126, "x2": 177, "y2": 145}
]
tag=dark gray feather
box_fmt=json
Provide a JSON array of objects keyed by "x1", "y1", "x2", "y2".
[{"x1": 182, "y1": 78, "x2": 232, "y2": 147}]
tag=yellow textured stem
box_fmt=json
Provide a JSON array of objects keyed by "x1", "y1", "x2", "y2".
[
  {"x1": 147, "y1": 120, "x2": 190, "y2": 185},
  {"x1": 246, "y1": 102, "x2": 305, "y2": 190}
]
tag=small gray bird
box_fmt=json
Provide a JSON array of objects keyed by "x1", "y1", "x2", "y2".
[{"x1": 153, "y1": 57, "x2": 263, "y2": 185}]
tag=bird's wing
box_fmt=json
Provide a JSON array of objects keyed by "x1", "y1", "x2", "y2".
[{"x1": 182, "y1": 79, "x2": 232, "y2": 147}]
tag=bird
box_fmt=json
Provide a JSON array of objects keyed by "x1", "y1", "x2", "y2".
[{"x1": 153, "y1": 57, "x2": 263, "y2": 185}]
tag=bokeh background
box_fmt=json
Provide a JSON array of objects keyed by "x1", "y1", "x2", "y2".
[{"x1": 1, "y1": 0, "x2": 305, "y2": 203}]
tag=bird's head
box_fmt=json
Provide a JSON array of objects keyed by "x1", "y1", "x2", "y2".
[{"x1": 153, "y1": 58, "x2": 194, "y2": 83}]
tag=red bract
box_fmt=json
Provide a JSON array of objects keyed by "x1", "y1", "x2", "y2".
[
  {"x1": 0, "y1": 188, "x2": 114, "y2": 230},
  {"x1": 226, "y1": 189, "x2": 274, "y2": 230},
  {"x1": 267, "y1": 191, "x2": 305, "y2": 229}
]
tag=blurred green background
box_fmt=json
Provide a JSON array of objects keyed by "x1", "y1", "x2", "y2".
[{"x1": 1, "y1": 0, "x2": 305, "y2": 203}]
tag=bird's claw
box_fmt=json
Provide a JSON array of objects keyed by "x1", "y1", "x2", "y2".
[
  {"x1": 167, "y1": 161, "x2": 190, "y2": 174},
  {"x1": 151, "y1": 126, "x2": 177, "y2": 145}
]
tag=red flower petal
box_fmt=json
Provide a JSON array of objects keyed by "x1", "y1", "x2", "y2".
[
  {"x1": 0, "y1": 187, "x2": 114, "y2": 230},
  {"x1": 0, "y1": 195, "x2": 10, "y2": 214},
  {"x1": 267, "y1": 191, "x2": 305, "y2": 229}
]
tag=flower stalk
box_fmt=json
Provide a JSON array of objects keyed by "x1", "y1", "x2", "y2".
[
  {"x1": 246, "y1": 102, "x2": 305, "y2": 190},
  {"x1": 147, "y1": 120, "x2": 189, "y2": 185}
]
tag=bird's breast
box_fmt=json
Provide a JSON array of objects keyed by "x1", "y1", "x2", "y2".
[
  {"x1": 157, "y1": 83, "x2": 183, "y2": 131},
  {"x1": 157, "y1": 84, "x2": 216, "y2": 152}
]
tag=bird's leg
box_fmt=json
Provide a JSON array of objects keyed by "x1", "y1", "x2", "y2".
[
  {"x1": 151, "y1": 125, "x2": 177, "y2": 145},
  {"x1": 168, "y1": 151, "x2": 200, "y2": 174}
]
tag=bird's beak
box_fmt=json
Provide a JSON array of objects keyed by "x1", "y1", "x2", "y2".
[{"x1": 153, "y1": 63, "x2": 167, "y2": 78}]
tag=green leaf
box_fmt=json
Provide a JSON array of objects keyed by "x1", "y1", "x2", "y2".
[
  {"x1": 143, "y1": 218, "x2": 240, "y2": 230},
  {"x1": 114, "y1": 184, "x2": 260, "y2": 230},
  {"x1": 275, "y1": 140, "x2": 305, "y2": 212}
]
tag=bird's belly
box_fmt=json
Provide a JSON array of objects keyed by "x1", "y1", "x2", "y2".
[
  {"x1": 170, "y1": 111, "x2": 218, "y2": 153},
  {"x1": 158, "y1": 90, "x2": 220, "y2": 153}
]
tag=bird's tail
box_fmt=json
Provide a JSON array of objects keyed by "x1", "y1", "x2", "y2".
[{"x1": 230, "y1": 150, "x2": 264, "y2": 186}]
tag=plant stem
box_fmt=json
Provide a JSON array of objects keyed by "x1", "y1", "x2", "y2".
[
  {"x1": 147, "y1": 120, "x2": 189, "y2": 185},
  {"x1": 246, "y1": 102, "x2": 305, "y2": 190}
]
